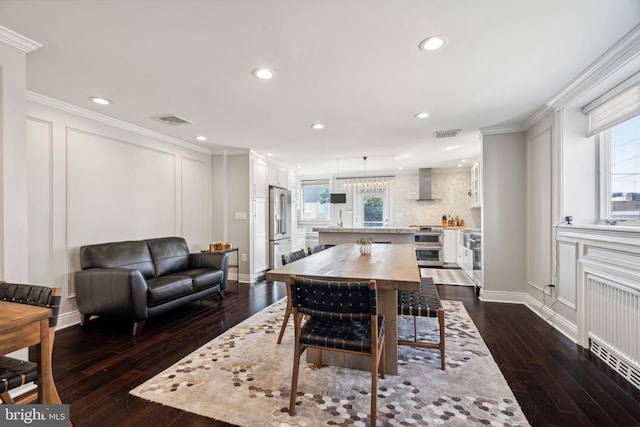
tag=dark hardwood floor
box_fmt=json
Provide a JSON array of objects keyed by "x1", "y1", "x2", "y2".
[{"x1": 48, "y1": 281, "x2": 639, "y2": 427}]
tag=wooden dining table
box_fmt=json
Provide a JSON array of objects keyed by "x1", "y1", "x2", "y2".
[
  {"x1": 266, "y1": 243, "x2": 421, "y2": 375},
  {"x1": 0, "y1": 300, "x2": 62, "y2": 404}
]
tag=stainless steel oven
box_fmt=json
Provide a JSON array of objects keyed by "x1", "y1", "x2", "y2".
[
  {"x1": 412, "y1": 226, "x2": 443, "y2": 267},
  {"x1": 415, "y1": 246, "x2": 443, "y2": 267},
  {"x1": 470, "y1": 233, "x2": 481, "y2": 270}
]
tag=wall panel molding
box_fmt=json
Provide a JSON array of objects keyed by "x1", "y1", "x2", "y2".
[{"x1": 26, "y1": 117, "x2": 54, "y2": 286}]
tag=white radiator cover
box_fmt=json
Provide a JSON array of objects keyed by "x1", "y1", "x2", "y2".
[{"x1": 586, "y1": 274, "x2": 640, "y2": 390}]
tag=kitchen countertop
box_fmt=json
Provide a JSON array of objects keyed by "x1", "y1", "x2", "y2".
[{"x1": 313, "y1": 227, "x2": 418, "y2": 233}]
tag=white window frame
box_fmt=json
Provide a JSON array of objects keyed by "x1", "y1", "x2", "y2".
[
  {"x1": 353, "y1": 188, "x2": 391, "y2": 228},
  {"x1": 300, "y1": 179, "x2": 332, "y2": 223},
  {"x1": 598, "y1": 124, "x2": 640, "y2": 226}
]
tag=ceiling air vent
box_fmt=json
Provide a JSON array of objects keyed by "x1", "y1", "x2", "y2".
[
  {"x1": 152, "y1": 114, "x2": 192, "y2": 126},
  {"x1": 434, "y1": 129, "x2": 460, "y2": 138}
]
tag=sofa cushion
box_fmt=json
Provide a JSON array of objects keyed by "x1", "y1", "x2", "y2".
[
  {"x1": 171, "y1": 268, "x2": 224, "y2": 291},
  {"x1": 80, "y1": 240, "x2": 155, "y2": 279},
  {"x1": 146, "y1": 237, "x2": 190, "y2": 277},
  {"x1": 146, "y1": 275, "x2": 193, "y2": 307}
]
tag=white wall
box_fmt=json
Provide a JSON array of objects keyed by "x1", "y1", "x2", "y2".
[
  {"x1": 0, "y1": 39, "x2": 29, "y2": 282},
  {"x1": 481, "y1": 132, "x2": 527, "y2": 298},
  {"x1": 26, "y1": 100, "x2": 212, "y2": 325}
]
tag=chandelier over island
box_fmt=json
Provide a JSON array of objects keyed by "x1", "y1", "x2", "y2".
[{"x1": 338, "y1": 156, "x2": 395, "y2": 192}]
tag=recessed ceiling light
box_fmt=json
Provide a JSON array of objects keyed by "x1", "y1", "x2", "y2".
[
  {"x1": 252, "y1": 68, "x2": 274, "y2": 80},
  {"x1": 419, "y1": 36, "x2": 447, "y2": 51},
  {"x1": 446, "y1": 146, "x2": 460, "y2": 151},
  {"x1": 89, "y1": 96, "x2": 112, "y2": 105},
  {"x1": 267, "y1": 153, "x2": 273, "y2": 157},
  {"x1": 195, "y1": 136, "x2": 207, "y2": 141},
  {"x1": 311, "y1": 123, "x2": 325, "y2": 130},
  {"x1": 414, "y1": 112, "x2": 429, "y2": 119},
  {"x1": 398, "y1": 166, "x2": 403, "y2": 170},
  {"x1": 461, "y1": 159, "x2": 467, "y2": 163},
  {"x1": 297, "y1": 166, "x2": 302, "y2": 169},
  {"x1": 457, "y1": 163, "x2": 463, "y2": 167}
]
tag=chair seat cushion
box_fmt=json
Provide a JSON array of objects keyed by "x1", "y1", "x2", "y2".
[
  {"x1": 170, "y1": 268, "x2": 223, "y2": 291},
  {"x1": 146, "y1": 276, "x2": 193, "y2": 306},
  {"x1": 0, "y1": 357, "x2": 37, "y2": 393},
  {"x1": 300, "y1": 316, "x2": 384, "y2": 352},
  {"x1": 398, "y1": 278, "x2": 443, "y2": 317}
]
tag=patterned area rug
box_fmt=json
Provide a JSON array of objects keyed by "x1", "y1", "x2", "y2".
[
  {"x1": 421, "y1": 268, "x2": 475, "y2": 286},
  {"x1": 130, "y1": 299, "x2": 529, "y2": 427}
]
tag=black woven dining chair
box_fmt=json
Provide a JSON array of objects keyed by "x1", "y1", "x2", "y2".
[
  {"x1": 307, "y1": 244, "x2": 326, "y2": 255},
  {"x1": 0, "y1": 282, "x2": 62, "y2": 404},
  {"x1": 287, "y1": 275, "x2": 385, "y2": 425},
  {"x1": 397, "y1": 277, "x2": 445, "y2": 370},
  {"x1": 276, "y1": 249, "x2": 308, "y2": 344}
]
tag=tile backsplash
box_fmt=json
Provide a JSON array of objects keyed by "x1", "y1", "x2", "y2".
[{"x1": 392, "y1": 169, "x2": 480, "y2": 228}]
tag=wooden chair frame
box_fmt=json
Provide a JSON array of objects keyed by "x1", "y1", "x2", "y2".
[{"x1": 288, "y1": 275, "x2": 385, "y2": 424}]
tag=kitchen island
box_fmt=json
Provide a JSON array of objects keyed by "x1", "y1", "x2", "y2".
[{"x1": 314, "y1": 227, "x2": 417, "y2": 245}]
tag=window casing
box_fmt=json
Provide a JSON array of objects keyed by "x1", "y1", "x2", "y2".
[
  {"x1": 301, "y1": 179, "x2": 331, "y2": 221},
  {"x1": 598, "y1": 114, "x2": 640, "y2": 225}
]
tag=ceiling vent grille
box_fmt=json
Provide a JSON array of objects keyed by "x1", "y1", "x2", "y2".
[
  {"x1": 152, "y1": 114, "x2": 192, "y2": 126},
  {"x1": 434, "y1": 129, "x2": 460, "y2": 138}
]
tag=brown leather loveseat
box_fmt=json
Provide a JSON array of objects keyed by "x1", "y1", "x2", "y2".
[{"x1": 75, "y1": 236, "x2": 227, "y2": 335}]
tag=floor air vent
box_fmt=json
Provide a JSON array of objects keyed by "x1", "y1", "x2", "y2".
[
  {"x1": 152, "y1": 114, "x2": 192, "y2": 126},
  {"x1": 434, "y1": 129, "x2": 460, "y2": 138},
  {"x1": 591, "y1": 338, "x2": 640, "y2": 391}
]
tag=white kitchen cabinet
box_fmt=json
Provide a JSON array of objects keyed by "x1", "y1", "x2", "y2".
[
  {"x1": 253, "y1": 197, "x2": 269, "y2": 273},
  {"x1": 470, "y1": 162, "x2": 481, "y2": 208},
  {"x1": 456, "y1": 229, "x2": 465, "y2": 268},
  {"x1": 443, "y1": 229, "x2": 457, "y2": 264},
  {"x1": 253, "y1": 159, "x2": 269, "y2": 198},
  {"x1": 269, "y1": 165, "x2": 288, "y2": 189}
]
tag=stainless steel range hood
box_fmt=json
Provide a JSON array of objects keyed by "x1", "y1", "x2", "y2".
[{"x1": 417, "y1": 168, "x2": 435, "y2": 200}]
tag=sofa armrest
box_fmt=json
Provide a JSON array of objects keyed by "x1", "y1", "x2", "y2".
[
  {"x1": 189, "y1": 252, "x2": 228, "y2": 290},
  {"x1": 74, "y1": 268, "x2": 149, "y2": 321}
]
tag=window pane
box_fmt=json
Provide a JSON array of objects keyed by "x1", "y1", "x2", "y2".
[
  {"x1": 302, "y1": 182, "x2": 330, "y2": 220},
  {"x1": 610, "y1": 115, "x2": 640, "y2": 221},
  {"x1": 362, "y1": 195, "x2": 383, "y2": 227}
]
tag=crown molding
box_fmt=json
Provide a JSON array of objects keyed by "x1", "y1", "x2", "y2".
[
  {"x1": 0, "y1": 25, "x2": 42, "y2": 52},
  {"x1": 479, "y1": 124, "x2": 525, "y2": 135},
  {"x1": 27, "y1": 91, "x2": 212, "y2": 155},
  {"x1": 522, "y1": 105, "x2": 554, "y2": 130},
  {"x1": 546, "y1": 23, "x2": 640, "y2": 110},
  {"x1": 211, "y1": 147, "x2": 250, "y2": 156}
]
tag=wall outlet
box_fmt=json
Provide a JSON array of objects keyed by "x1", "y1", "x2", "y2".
[{"x1": 241, "y1": 253, "x2": 247, "y2": 262}]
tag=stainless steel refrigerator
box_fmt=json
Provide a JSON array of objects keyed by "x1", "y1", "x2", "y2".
[{"x1": 269, "y1": 186, "x2": 292, "y2": 270}]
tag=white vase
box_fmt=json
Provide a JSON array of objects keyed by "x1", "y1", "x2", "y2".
[{"x1": 359, "y1": 243, "x2": 371, "y2": 255}]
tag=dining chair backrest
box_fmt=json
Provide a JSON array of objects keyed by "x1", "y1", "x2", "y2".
[
  {"x1": 289, "y1": 276, "x2": 377, "y2": 320},
  {"x1": 307, "y1": 244, "x2": 326, "y2": 255},
  {"x1": 281, "y1": 249, "x2": 307, "y2": 265},
  {"x1": 0, "y1": 283, "x2": 61, "y2": 328}
]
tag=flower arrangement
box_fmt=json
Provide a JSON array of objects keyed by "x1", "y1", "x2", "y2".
[{"x1": 356, "y1": 235, "x2": 374, "y2": 245}]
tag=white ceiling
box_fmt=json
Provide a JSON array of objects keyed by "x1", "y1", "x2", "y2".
[{"x1": 1, "y1": 0, "x2": 639, "y2": 175}]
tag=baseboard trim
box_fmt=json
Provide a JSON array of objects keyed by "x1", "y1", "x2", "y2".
[
  {"x1": 523, "y1": 294, "x2": 578, "y2": 343},
  {"x1": 57, "y1": 310, "x2": 82, "y2": 330},
  {"x1": 478, "y1": 289, "x2": 526, "y2": 304}
]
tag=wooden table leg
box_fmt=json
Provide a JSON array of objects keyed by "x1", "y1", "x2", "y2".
[
  {"x1": 38, "y1": 318, "x2": 62, "y2": 404},
  {"x1": 378, "y1": 288, "x2": 397, "y2": 375}
]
